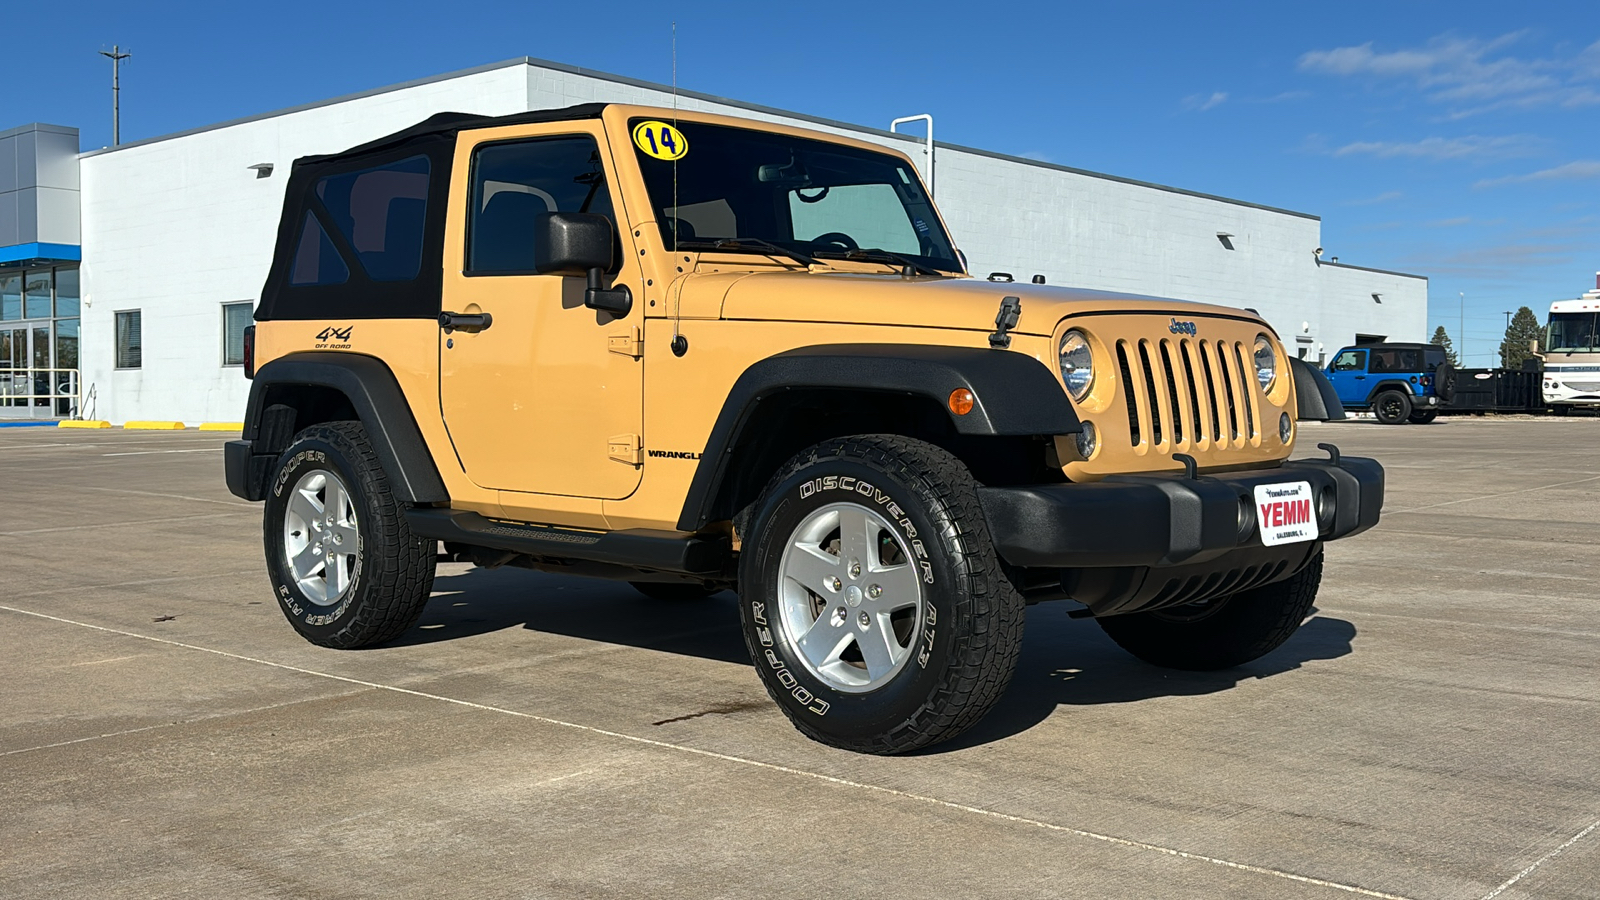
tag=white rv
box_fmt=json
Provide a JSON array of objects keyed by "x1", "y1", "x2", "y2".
[{"x1": 1543, "y1": 273, "x2": 1600, "y2": 414}]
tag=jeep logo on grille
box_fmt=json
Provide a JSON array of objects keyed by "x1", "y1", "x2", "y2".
[{"x1": 1169, "y1": 318, "x2": 1198, "y2": 336}]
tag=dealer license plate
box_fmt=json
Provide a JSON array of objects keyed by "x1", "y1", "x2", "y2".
[{"x1": 1253, "y1": 481, "x2": 1317, "y2": 547}]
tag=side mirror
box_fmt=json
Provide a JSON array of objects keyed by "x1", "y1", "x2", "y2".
[{"x1": 531, "y1": 211, "x2": 632, "y2": 316}]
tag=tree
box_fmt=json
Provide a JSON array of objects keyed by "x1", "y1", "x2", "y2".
[
  {"x1": 1429, "y1": 326, "x2": 1459, "y2": 366},
  {"x1": 1499, "y1": 306, "x2": 1543, "y2": 370}
]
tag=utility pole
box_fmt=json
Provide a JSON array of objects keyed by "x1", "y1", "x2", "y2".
[
  {"x1": 1503, "y1": 310, "x2": 1512, "y2": 329},
  {"x1": 99, "y1": 45, "x2": 131, "y2": 146},
  {"x1": 1459, "y1": 291, "x2": 1465, "y2": 367}
]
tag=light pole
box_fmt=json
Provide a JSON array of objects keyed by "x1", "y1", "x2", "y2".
[
  {"x1": 1459, "y1": 291, "x2": 1465, "y2": 367},
  {"x1": 98, "y1": 45, "x2": 131, "y2": 146}
]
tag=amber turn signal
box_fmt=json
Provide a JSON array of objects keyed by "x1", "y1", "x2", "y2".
[{"x1": 948, "y1": 388, "x2": 975, "y2": 416}]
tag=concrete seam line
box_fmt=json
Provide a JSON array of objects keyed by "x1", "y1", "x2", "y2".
[
  {"x1": 1478, "y1": 818, "x2": 1600, "y2": 900},
  {"x1": 0, "y1": 689, "x2": 373, "y2": 758},
  {"x1": 1387, "y1": 475, "x2": 1600, "y2": 514},
  {"x1": 76, "y1": 485, "x2": 256, "y2": 508},
  {"x1": 11, "y1": 571, "x2": 263, "y2": 601},
  {"x1": 0, "y1": 512, "x2": 252, "y2": 537},
  {"x1": 0, "y1": 604, "x2": 1417, "y2": 900}
]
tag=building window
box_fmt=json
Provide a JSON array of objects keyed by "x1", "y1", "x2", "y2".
[
  {"x1": 23, "y1": 270, "x2": 52, "y2": 319},
  {"x1": 115, "y1": 310, "x2": 142, "y2": 369},
  {"x1": 222, "y1": 302, "x2": 254, "y2": 366}
]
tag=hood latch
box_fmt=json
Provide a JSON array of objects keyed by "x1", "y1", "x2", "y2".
[{"x1": 988, "y1": 296, "x2": 1022, "y2": 349}]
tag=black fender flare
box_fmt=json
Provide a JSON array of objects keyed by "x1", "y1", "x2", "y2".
[
  {"x1": 240, "y1": 352, "x2": 448, "y2": 504},
  {"x1": 1363, "y1": 380, "x2": 1416, "y2": 405},
  {"x1": 675, "y1": 344, "x2": 1080, "y2": 531},
  {"x1": 1288, "y1": 357, "x2": 1346, "y2": 421}
]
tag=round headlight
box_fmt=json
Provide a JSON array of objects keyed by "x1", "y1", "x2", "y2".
[
  {"x1": 1059, "y1": 330, "x2": 1094, "y2": 401},
  {"x1": 1253, "y1": 335, "x2": 1277, "y2": 391}
]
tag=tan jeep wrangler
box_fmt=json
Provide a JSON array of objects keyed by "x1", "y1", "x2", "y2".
[{"x1": 225, "y1": 103, "x2": 1383, "y2": 754}]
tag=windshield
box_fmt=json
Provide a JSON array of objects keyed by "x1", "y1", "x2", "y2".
[
  {"x1": 630, "y1": 118, "x2": 962, "y2": 273},
  {"x1": 1548, "y1": 312, "x2": 1600, "y2": 353}
]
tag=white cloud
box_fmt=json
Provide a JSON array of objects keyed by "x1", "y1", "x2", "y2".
[
  {"x1": 1182, "y1": 91, "x2": 1228, "y2": 112},
  {"x1": 1330, "y1": 134, "x2": 1543, "y2": 161},
  {"x1": 1475, "y1": 160, "x2": 1600, "y2": 188},
  {"x1": 1298, "y1": 32, "x2": 1600, "y2": 115},
  {"x1": 1343, "y1": 190, "x2": 1403, "y2": 206}
]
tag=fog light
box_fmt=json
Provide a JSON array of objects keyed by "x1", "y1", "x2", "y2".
[
  {"x1": 1279, "y1": 412, "x2": 1292, "y2": 443},
  {"x1": 1075, "y1": 421, "x2": 1097, "y2": 459}
]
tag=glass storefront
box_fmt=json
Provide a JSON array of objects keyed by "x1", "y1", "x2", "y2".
[{"x1": 0, "y1": 265, "x2": 80, "y2": 417}]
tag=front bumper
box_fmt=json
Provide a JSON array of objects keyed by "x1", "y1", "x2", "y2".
[{"x1": 978, "y1": 450, "x2": 1383, "y2": 570}]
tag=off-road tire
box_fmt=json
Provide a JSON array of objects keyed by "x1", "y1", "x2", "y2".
[
  {"x1": 630, "y1": 581, "x2": 721, "y2": 602},
  {"x1": 1097, "y1": 551, "x2": 1323, "y2": 671},
  {"x1": 1373, "y1": 390, "x2": 1412, "y2": 425},
  {"x1": 737, "y1": 435, "x2": 1025, "y2": 755},
  {"x1": 263, "y1": 421, "x2": 436, "y2": 648},
  {"x1": 1407, "y1": 409, "x2": 1439, "y2": 424},
  {"x1": 1551, "y1": 404, "x2": 1570, "y2": 417}
]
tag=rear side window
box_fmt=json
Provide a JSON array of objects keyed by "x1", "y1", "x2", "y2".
[
  {"x1": 467, "y1": 137, "x2": 614, "y2": 274},
  {"x1": 1369, "y1": 347, "x2": 1422, "y2": 373},
  {"x1": 291, "y1": 155, "x2": 431, "y2": 284}
]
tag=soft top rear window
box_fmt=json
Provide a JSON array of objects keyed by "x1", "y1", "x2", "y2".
[{"x1": 290, "y1": 154, "x2": 430, "y2": 284}]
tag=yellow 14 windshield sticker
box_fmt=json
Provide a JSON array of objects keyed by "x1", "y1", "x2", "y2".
[{"x1": 633, "y1": 120, "x2": 688, "y2": 160}]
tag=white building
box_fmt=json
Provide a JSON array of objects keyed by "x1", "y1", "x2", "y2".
[{"x1": 12, "y1": 57, "x2": 1425, "y2": 424}]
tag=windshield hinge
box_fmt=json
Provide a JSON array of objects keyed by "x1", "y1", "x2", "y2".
[
  {"x1": 608, "y1": 433, "x2": 643, "y2": 466},
  {"x1": 608, "y1": 326, "x2": 643, "y2": 359},
  {"x1": 989, "y1": 296, "x2": 1022, "y2": 349}
]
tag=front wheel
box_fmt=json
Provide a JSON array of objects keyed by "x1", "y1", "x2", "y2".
[
  {"x1": 263, "y1": 422, "x2": 436, "y2": 648},
  {"x1": 737, "y1": 435, "x2": 1025, "y2": 755},
  {"x1": 1097, "y1": 552, "x2": 1323, "y2": 670},
  {"x1": 1373, "y1": 390, "x2": 1412, "y2": 425}
]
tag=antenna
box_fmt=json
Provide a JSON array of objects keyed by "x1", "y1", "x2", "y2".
[
  {"x1": 669, "y1": 21, "x2": 687, "y2": 356},
  {"x1": 99, "y1": 44, "x2": 132, "y2": 146}
]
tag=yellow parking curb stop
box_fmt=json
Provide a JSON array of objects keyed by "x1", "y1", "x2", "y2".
[
  {"x1": 123, "y1": 421, "x2": 187, "y2": 430},
  {"x1": 198, "y1": 422, "x2": 245, "y2": 432},
  {"x1": 59, "y1": 420, "x2": 113, "y2": 429}
]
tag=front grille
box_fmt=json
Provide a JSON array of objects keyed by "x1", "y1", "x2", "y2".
[
  {"x1": 1118, "y1": 337, "x2": 1260, "y2": 451},
  {"x1": 1566, "y1": 381, "x2": 1600, "y2": 392}
]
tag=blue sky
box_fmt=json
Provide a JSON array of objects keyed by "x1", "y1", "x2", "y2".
[{"x1": 9, "y1": 1, "x2": 1598, "y2": 365}]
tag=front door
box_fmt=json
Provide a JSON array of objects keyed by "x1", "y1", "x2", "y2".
[
  {"x1": 1326, "y1": 349, "x2": 1369, "y2": 406},
  {"x1": 438, "y1": 123, "x2": 645, "y2": 500}
]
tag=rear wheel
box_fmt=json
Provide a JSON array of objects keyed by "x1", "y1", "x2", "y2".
[
  {"x1": 1408, "y1": 409, "x2": 1439, "y2": 424},
  {"x1": 1097, "y1": 552, "x2": 1323, "y2": 670},
  {"x1": 263, "y1": 422, "x2": 436, "y2": 648},
  {"x1": 737, "y1": 435, "x2": 1024, "y2": 754},
  {"x1": 1373, "y1": 390, "x2": 1412, "y2": 425}
]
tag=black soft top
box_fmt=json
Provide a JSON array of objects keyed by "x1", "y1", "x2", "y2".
[{"x1": 257, "y1": 104, "x2": 610, "y2": 322}]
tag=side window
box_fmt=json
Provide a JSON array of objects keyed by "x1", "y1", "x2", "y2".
[
  {"x1": 1331, "y1": 350, "x2": 1366, "y2": 372},
  {"x1": 467, "y1": 136, "x2": 614, "y2": 274},
  {"x1": 291, "y1": 155, "x2": 431, "y2": 284},
  {"x1": 1368, "y1": 348, "x2": 1420, "y2": 373}
]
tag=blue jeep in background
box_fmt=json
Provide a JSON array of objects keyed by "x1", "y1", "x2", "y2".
[{"x1": 1325, "y1": 342, "x2": 1457, "y2": 424}]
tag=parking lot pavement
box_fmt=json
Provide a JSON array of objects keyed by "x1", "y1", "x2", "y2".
[{"x1": 2, "y1": 420, "x2": 1597, "y2": 899}]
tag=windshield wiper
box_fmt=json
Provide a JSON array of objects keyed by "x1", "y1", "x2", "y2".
[
  {"x1": 679, "y1": 238, "x2": 818, "y2": 268},
  {"x1": 813, "y1": 247, "x2": 950, "y2": 278}
]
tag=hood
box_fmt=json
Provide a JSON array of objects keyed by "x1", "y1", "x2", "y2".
[{"x1": 708, "y1": 271, "x2": 1265, "y2": 335}]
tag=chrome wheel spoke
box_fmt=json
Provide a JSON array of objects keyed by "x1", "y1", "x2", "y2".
[
  {"x1": 290, "y1": 539, "x2": 325, "y2": 581},
  {"x1": 784, "y1": 542, "x2": 843, "y2": 594},
  {"x1": 836, "y1": 505, "x2": 874, "y2": 566},
  {"x1": 857, "y1": 616, "x2": 905, "y2": 680},
  {"x1": 795, "y1": 609, "x2": 852, "y2": 669},
  {"x1": 866, "y1": 561, "x2": 922, "y2": 615}
]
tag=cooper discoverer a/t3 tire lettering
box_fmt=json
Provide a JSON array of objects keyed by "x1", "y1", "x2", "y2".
[
  {"x1": 737, "y1": 435, "x2": 1025, "y2": 755},
  {"x1": 263, "y1": 422, "x2": 436, "y2": 648}
]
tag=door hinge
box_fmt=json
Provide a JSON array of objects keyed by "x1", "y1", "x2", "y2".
[
  {"x1": 608, "y1": 433, "x2": 643, "y2": 466},
  {"x1": 608, "y1": 326, "x2": 643, "y2": 359}
]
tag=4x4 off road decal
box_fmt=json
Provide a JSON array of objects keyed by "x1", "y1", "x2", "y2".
[{"x1": 314, "y1": 325, "x2": 353, "y2": 350}]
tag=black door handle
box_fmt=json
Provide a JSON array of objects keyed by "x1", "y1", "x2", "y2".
[{"x1": 439, "y1": 311, "x2": 492, "y2": 333}]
